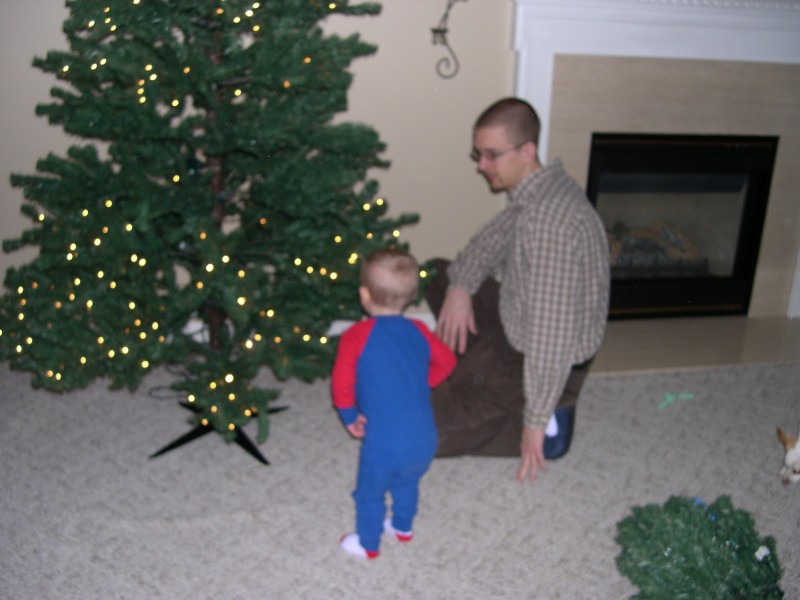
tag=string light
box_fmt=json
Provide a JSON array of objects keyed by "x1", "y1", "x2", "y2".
[{"x1": 3, "y1": 5, "x2": 407, "y2": 437}]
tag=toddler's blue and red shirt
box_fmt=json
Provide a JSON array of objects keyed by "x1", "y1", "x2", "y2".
[{"x1": 331, "y1": 315, "x2": 456, "y2": 452}]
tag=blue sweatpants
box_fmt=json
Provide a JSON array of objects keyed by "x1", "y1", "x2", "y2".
[{"x1": 352, "y1": 444, "x2": 435, "y2": 552}]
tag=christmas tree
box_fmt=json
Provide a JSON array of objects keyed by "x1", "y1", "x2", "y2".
[
  {"x1": 0, "y1": 0, "x2": 418, "y2": 456},
  {"x1": 616, "y1": 495, "x2": 784, "y2": 599}
]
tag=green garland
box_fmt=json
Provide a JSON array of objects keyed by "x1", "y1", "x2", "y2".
[{"x1": 615, "y1": 495, "x2": 783, "y2": 599}]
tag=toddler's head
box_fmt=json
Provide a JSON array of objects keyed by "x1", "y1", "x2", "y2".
[{"x1": 359, "y1": 248, "x2": 419, "y2": 314}]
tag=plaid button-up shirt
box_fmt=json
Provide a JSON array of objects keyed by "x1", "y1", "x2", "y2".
[{"x1": 448, "y1": 160, "x2": 610, "y2": 429}]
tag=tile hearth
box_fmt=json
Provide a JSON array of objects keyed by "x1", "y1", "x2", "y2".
[{"x1": 592, "y1": 315, "x2": 800, "y2": 375}]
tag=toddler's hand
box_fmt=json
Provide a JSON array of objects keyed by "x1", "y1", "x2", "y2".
[{"x1": 346, "y1": 414, "x2": 367, "y2": 438}]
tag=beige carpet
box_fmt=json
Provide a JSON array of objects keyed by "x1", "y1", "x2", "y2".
[{"x1": 1, "y1": 361, "x2": 798, "y2": 599}]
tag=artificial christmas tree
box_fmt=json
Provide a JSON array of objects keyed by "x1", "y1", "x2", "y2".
[
  {"x1": 616, "y1": 495, "x2": 784, "y2": 599},
  {"x1": 0, "y1": 0, "x2": 418, "y2": 460}
]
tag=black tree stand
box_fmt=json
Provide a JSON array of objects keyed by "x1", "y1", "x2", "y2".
[{"x1": 150, "y1": 402, "x2": 288, "y2": 465}]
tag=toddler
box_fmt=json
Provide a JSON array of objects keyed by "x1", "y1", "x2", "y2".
[{"x1": 331, "y1": 248, "x2": 456, "y2": 559}]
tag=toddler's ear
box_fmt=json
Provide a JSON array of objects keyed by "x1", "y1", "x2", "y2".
[{"x1": 359, "y1": 286, "x2": 371, "y2": 306}]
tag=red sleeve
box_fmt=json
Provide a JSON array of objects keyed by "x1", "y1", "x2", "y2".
[
  {"x1": 331, "y1": 319, "x2": 374, "y2": 411},
  {"x1": 412, "y1": 320, "x2": 457, "y2": 388}
]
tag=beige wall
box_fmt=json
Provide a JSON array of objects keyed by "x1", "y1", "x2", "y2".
[
  {"x1": 548, "y1": 55, "x2": 800, "y2": 317},
  {"x1": 0, "y1": 1, "x2": 515, "y2": 279}
]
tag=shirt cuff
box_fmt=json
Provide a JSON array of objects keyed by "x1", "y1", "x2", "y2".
[
  {"x1": 337, "y1": 407, "x2": 359, "y2": 426},
  {"x1": 523, "y1": 407, "x2": 551, "y2": 431}
]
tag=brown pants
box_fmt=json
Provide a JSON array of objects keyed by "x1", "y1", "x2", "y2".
[{"x1": 425, "y1": 259, "x2": 592, "y2": 457}]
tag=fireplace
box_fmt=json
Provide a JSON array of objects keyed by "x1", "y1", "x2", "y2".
[{"x1": 586, "y1": 134, "x2": 778, "y2": 318}]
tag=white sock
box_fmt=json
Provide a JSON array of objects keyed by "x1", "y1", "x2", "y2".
[{"x1": 545, "y1": 414, "x2": 558, "y2": 437}]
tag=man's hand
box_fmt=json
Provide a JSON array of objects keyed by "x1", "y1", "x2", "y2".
[
  {"x1": 516, "y1": 425, "x2": 547, "y2": 482},
  {"x1": 435, "y1": 286, "x2": 477, "y2": 354},
  {"x1": 346, "y1": 414, "x2": 367, "y2": 439}
]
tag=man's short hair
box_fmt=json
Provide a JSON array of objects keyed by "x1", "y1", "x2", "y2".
[
  {"x1": 360, "y1": 248, "x2": 419, "y2": 310},
  {"x1": 474, "y1": 97, "x2": 540, "y2": 147}
]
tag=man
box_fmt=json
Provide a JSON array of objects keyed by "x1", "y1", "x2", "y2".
[{"x1": 427, "y1": 97, "x2": 610, "y2": 482}]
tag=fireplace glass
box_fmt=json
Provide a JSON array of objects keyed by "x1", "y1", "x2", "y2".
[{"x1": 586, "y1": 134, "x2": 778, "y2": 318}]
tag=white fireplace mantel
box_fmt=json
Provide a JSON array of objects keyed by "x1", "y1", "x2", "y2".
[
  {"x1": 513, "y1": 0, "x2": 800, "y2": 317},
  {"x1": 513, "y1": 0, "x2": 800, "y2": 162}
]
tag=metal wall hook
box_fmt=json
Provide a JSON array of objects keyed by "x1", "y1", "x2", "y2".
[{"x1": 431, "y1": 0, "x2": 467, "y2": 79}]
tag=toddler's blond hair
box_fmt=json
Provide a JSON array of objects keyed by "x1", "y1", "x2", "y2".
[{"x1": 360, "y1": 248, "x2": 419, "y2": 311}]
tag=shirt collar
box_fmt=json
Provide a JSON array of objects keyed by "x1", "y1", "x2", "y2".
[{"x1": 508, "y1": 159, "x2": 563, "y2": 205}]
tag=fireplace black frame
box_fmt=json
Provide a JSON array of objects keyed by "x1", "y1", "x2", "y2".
[{"x1": 586, "y1": 133, "x2": 778, "y2": 319}]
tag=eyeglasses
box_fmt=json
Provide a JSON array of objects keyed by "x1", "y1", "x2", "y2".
[{"x1": 469, "y1": 143, "x2": 524, "y2": 163}]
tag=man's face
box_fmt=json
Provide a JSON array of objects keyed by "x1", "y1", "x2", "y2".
[{"x1": 472, "y1": 125, "x2": 530, "y2": 192}]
